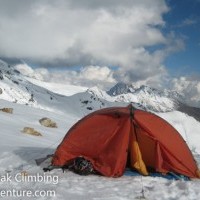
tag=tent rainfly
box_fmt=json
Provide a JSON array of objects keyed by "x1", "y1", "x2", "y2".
[{"x1": 52, "y1": 105, "x2": 200, "y2": 178}]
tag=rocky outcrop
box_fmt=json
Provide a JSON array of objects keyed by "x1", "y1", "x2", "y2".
[
  {"x1": 22, "y1": 127, "x2": 42, "y2": 136},
  {"x1": 0, "y1": 107, "x2": 13, "y2": 114},
  {"x1": 39, "y1": 118, "x2": 57, "y2": 128},
  {"x1": 0, "y1": 88, "x2": 2, "y2": 94}
]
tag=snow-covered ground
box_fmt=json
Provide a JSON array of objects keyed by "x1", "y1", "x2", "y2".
[
  {"x1": 1, "y1": 60, "x2": 200, "y2": 199},
  {"x1": 0, "y1": 98, "x2": 200, "y2": 200}
]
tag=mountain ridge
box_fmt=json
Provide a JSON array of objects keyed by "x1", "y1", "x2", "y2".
[{"x1": 1, "y1": 59, "x2": 200, "y2": 121}]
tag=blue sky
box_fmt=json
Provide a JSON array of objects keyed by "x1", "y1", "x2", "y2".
[{"x1": 163, "y1": 0, "x2": 200, "y2": 76}]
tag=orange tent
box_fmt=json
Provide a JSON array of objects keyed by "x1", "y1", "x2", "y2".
[{"x1": 52, "y1": 105, "x2": 200, "y2": 178}]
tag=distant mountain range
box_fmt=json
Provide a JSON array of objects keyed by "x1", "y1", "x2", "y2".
[
  {"x1": 105, "y1": 82, "x2": 200, "y2": 121},
  {"x1": 1, "y1": 59, "x2": 200, "y2": 121}
]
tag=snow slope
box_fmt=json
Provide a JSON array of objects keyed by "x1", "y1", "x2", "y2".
[
  {"x1": 25, "y1": 77, "x2": 88, "y2": 96},
  {"x1": 0, "y1": 60, "x2": 121, "y2": 117},
  {"x1": 0, "y1": 60, "x2": 181, "y2": 113},
  {"x1": 0, "y1": 99, "x2": 200, "y2": 200}
]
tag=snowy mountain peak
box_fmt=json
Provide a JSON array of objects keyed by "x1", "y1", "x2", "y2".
[
  {"x1": 101, "y1": 82, "x2": 182, "y2": 112},
  {"x1": 107, "y1": 82, "x2": 163, "y2": 97},
  {"x1": 107, "y1": 82, "x2": 136, "y2": 96},
  {"x1": 107, "y1": 82, "x2": 182, "y2": 101}
]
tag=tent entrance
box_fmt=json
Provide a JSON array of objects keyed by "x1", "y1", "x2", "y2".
[{"x1": 128, "y1": 122, "x2": 158, "y2": 176}]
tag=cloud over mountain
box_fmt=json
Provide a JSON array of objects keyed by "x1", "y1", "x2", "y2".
[
  {"x1": 13, "y1": 62, "x2": 200, "y2": 107},
  {"x1": 0, "y1": 0, "x2": 185, "y2": 84},
  {"x1": 171, "y1": 76, "x2": 200, "y2": 106}
]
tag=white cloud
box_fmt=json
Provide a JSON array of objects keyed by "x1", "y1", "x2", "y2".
[
  {"x1": 48, "y1": 66, "x2": 117, "y2": 89},
  {"x1": 14, "y1": 63, "x2": 49, "y2": 81},
  {"x1": 182, "y1": 18, "x2": 197, "y2": 26},
  {"x1": 0, "y1": 0, "x2": 176, "y2": 83},
  {"x1": 171, "y1": 76, "x2": 200, "y2": 105},
  {"x1": 14, "y1": 62, "x2": 168, "y2": 90},
  {"x1": 14, "y1": 63, "x2": 34, "y2": 75},
  {"x1": 14, "y1": 63, "x2": 116, "y2": 90},
  {"x1": 175, "y1": 17, "x2": 198, "y2": 28},
  {"x1": 78, "y1": 66, "x2": 115, "y2": 82}
]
